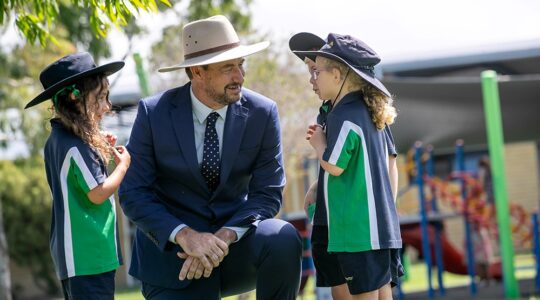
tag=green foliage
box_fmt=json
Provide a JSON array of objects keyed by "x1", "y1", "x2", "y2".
[
  {"x1": 1, "y1": 0, "x2": 171, "y2": 47},
  {"x1": 0, "y1": 157, "x2": 58, "y2": 294},
  {"x1": 0, "y1": 43, "x2": 71, "y2": 296},
  {"x1": 0, "y1": 43, "x2": 73, "y2": 156},
  {"x1": 0, "y1": 1, "x2": 258, "y2": 296}
]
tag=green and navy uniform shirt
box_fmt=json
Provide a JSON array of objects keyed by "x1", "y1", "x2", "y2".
[
  {"x1": 44, "y1": 119, "x2": 122, "y2": 280},
  {"x1": 314, "y1": 91, "x2": 401, "y2": 252},
  {"x1": 313, "y1": 102, "x2": 397, "y2": 227}
]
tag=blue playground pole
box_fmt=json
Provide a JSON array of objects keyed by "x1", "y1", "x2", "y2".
[
  {"x1": 426, "y1": 146, "x2": 446, "y2": 296},
  {"x1": 532, "y1": 213, "x2": 540, "y2": 292},
  {"x1": 455, "y1": 140, "x2": 477, "y2": 295},
  {"x1": 415, "y1": 142, "x2": 434, "y2": 299}
]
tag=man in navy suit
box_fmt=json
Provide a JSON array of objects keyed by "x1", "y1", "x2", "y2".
[{"x1": 119, "y1": 15, "x2": 302, "y2": 299}]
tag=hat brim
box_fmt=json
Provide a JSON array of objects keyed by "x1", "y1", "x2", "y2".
[
  {"x1": 288, "y1": 32, "x2": 325, "y2": 61},
  {"x1": 294, "y1": 50, "x2": 391, "y2": 97},
  {"x1": 25, "y1": 61, "x2": 125, "y2": 109},
  {"x1": 158, "y1": 41, "x2": 270, "y2": 72}
]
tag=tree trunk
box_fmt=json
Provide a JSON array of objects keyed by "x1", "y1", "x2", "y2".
[{"x1": 0, "y1": 199, "x2": 12, "y2": 300}]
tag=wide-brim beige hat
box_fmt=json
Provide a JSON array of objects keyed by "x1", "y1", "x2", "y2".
[{"x1": 158, "y1": 15, "x2": 269, "y2": 72}]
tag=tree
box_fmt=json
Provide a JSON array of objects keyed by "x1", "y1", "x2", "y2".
[
  {"x1": 0, "y1": 1, "x2": 256, "y2": 297},
  {"x1": 0, "y1": 41, "x2": 74, "y2": 298},
  {"x1": 0, "y1": 195, "x2": 11, "y2": 300},
  {"x1": 0, "y1": 2, "x2": 172, "y2": 296},
  {"x1": 0, "y1": 158, "x2": 57, "y2": 295},
  {"x1": 0, "y1": 0, "x2": 171, "y2": 47}
]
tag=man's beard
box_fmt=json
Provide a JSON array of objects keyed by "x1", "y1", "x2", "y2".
[{"x1": 204, "y1": 83, "x2": 242, "y2": 106}]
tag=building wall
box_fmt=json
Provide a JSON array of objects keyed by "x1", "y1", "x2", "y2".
[{"x1": 504, "y1": 142, "x2": 540, "y2": 212}]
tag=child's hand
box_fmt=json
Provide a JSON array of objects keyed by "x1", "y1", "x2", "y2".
[
  {"x1": 308, "y1": 124, "x2": 326, "y2": 150},
  {"x1": 112, "y1": 146, "x2": 131, "y2": 168},
  {"x1": 102, "y1": 131, "x2": 118, "y2": 147},
  {"x1": 306, "y1": 124, "x2": 321, "y2": 140}
]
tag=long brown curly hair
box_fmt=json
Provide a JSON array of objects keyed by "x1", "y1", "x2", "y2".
[
  {"x1": 52, "y1": 75, "x2": 112, "y2": 162},
  {"x1": 320, "y1": 57, "x2": 397, "y2": 130}
]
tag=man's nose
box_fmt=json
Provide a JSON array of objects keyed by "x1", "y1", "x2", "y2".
[{"x1": 231, "y1": 66, "x2": 244, "y2": 82}]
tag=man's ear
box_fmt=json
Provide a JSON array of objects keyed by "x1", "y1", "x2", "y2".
[{"x1": 191, "y1": 66, "x2": 204, "y2": 79}]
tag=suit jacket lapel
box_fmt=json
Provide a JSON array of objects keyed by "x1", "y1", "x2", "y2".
[
  {"x1": 213, "y1": 98, "x2": 248, "y2": 196},
  {"x1": 170, "y1": 85, "x2": 209, "y2": 191}
]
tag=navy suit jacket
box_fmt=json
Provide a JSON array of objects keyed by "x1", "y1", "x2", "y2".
[{"x1": 119, "y1": 82, "x2": 286, "y2": 288}]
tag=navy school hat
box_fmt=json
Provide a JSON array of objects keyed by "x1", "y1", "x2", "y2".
[
  {"x1": 25, "y1": 52, "x2": 124, "y2": 109},
  {"x1": 288, "y1": 32, "x2": 325, "y2": 61},
  {"x1": 293, "y1": 33, "x2": 391, "y2": 97}
]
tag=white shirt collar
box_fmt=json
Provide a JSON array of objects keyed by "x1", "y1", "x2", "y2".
[{"x1": 190, "y1": 87, "x2": 228, "y2": 124}]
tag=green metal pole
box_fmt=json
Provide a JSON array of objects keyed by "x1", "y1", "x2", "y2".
[
  {"x1": 133, "y1": 53, "x2": 151, "y2": 97},
  {"x1": 481, "y1": 70, "x2": 519, "y2": 299}
]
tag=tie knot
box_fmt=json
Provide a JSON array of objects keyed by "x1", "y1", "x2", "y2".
[{"x1": 206, "y1": 112, "x2": 219, "y2": 126}]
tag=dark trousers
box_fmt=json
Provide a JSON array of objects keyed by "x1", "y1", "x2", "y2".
[
  {"x1": 141, "y1": 219, "x2": 302, "y2": 300},
  {"x1": 61, "y1": 270, "x2": 115, "y2": 300}
]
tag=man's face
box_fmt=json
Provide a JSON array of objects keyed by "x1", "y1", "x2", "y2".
[
  {"x1": 305, "y1": 58, "x2": 322, "y2": 99},
  {"x1": 200, "y1": 58, "x2": 245, "y2": 106}
]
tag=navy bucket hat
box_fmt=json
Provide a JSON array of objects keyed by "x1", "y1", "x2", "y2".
[
  {"x1": 288, "y1": 32, "x2": 325, "y2": 61},
  {"x1": 294, "y1": 33, "x2": 391, "y2": 97},
  {"x1": 25, "y1": 52, "x2": 124, "y2": 109}
]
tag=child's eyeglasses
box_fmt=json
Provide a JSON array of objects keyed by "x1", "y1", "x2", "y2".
[
  {"x1": 312, "y1": 68, "x2": 329, "y2": 81},
  {"x1": 312, "y1": 70, "x2": 321, "y2": 80}
]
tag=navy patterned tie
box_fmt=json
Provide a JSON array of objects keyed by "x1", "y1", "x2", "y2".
[{"x1": 201, "y1": 112, "x2": 220, "y2": 191}]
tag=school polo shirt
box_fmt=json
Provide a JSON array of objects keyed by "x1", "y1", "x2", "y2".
[
  {"x1": 44, "y1": 119, "x2": 122, "y2": 279},
  {"x1": 315, "y1": 91, "x2": 402, "y2": 252},
  {"x1": 313, "y1": 114, "x2": 398, "y2": 227}
]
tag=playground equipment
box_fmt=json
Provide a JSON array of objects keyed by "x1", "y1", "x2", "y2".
[{"x1": 397, "y1": 140, "x2": 535, "y2": 299}]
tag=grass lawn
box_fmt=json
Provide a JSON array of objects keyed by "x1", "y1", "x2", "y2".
[
  {"x1": 400, "y1": 253, "x2": 536, "y2": 293},
  {"x1": 112, "y1": 254, "x2": 538, "y2": 299}
]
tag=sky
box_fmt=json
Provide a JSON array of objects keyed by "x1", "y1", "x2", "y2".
[
  {"x1": 1, "y1": 0, "x2": 539, "y2": 93},
  {"x1": 104, "y1": 0, "x2": 540, "y2": 60},
  {"x1": 102, "y1": 0, "x2": 540, "y2": 93},
  {"x1": 249, "y1": 0, "x2": 540, "y2": 62}
]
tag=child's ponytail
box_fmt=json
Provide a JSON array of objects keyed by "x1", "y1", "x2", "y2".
[{"x1": 361, "y1": 84, "x2": 397, "y2": 130}]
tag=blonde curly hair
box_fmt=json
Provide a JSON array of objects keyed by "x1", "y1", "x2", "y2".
[{"x1": 320, "y1": 57, "x2": 397, "y2": 130}]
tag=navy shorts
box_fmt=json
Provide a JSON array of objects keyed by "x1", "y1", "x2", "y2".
[
  {"x1": 61, "y1": 270, "x2": 115, "y2": 300},
  {"x1": 311, "y1": 226, "x2": 404, "y2": 294},
  {"x1": 311, "y1": 226, "x2": 346, "y2": 287}
]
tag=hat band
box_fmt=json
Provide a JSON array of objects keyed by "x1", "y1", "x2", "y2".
[
  {"x1": 184, "y1": 42, "x2": 240, "y2": 60},
  {"x1": 351, "y1": 64, "x2": 375, "y2": 76}
]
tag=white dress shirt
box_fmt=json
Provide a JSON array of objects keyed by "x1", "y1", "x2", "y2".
[{"x1": 168, "y1": 87, "x2": 249, "y2": 244}]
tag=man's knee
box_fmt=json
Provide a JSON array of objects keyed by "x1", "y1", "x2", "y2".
[{"x1": 259, "y1": 219, "x2": 302, "y2": 258}]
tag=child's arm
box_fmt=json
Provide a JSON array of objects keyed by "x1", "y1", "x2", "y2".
[
  {"x1": 307, "y1": 124, "x2": 344, "y2": 176},
  {"x1": 87, "y1": 146, "x2": 131, "y2": 204},
  {"x1": 388, "y1": 155, "x2": 398, "y2": 202},
  {"x1": 304, "y1": 181, "x2": 317, "y2": 216}
]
